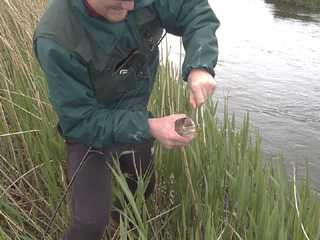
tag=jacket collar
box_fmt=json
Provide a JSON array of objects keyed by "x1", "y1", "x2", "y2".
[
  {"x1": 71, "y1": 0, "x2": 125, "y2": 54},
  {"x1": 71, "y1": 0, "x2": 154, "y2": 11},
  {"x1": 135, "y1": 0, "x2": 154, "y2": 9}
]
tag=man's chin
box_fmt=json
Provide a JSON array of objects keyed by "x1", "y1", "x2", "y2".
[{"x1": 106, "y1": 11, "x2": 128, "y2": 23}]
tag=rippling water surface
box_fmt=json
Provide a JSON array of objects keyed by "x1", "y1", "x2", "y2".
[{"x1": 163, "y1": 0, "x2": 320, "y2": 186}]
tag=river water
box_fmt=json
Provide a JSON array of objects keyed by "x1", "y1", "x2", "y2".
[{"x1": 163, "y1": 0, "x2": 320, "y2": 187}]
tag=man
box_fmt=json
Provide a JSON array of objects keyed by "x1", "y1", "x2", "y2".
[{"x1": 33, "y1": 0, "x2": 219, "y2": 239}]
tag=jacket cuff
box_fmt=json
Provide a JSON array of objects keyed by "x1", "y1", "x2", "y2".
[
  {"x1": 141, "y1": 111, "x2": 155, "y2": 141},
  {"x1": 113, "y1": 110, "x2": 154, "y2": 144},
  {"x1": 182, "y1": 65, "x2": 215, "y2": 82}
]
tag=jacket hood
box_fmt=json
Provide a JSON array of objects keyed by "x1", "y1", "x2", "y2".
[{"x1": 134, "y1": 0, "x2": 154, "y2": 9}]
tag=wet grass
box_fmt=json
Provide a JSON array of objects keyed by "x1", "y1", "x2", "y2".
[{"x1": 1, "y1": 0, "x2": 320, "y2": 239}]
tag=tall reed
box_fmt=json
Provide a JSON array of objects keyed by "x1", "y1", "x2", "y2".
[
  {"x1": 0, "y1": 0, "x2": 68, "y2": 239},
  {"x1": 0, "y1": 0, "x2": 320, "y2": 239}
]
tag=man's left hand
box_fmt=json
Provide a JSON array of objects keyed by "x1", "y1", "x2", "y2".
[{"x1": 187, "y1": 68, "x2": 216, "y2": 109}]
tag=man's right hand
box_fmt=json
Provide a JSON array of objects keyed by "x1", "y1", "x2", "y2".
[{"x1": 148, "y1": 114, "x2": 194, "y2": 149}]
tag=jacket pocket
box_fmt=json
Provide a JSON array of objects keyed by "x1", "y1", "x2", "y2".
[
  {"x1": 94, "y1": 67, "x2": 137, "y2": 104},
  {"x1": 91, "y1": 46, "x2": 149, "y2": 105}
]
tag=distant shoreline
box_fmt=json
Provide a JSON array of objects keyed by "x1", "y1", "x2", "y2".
[{"x1": 265, "y1": 0, "x2": 320, "y2": 11}]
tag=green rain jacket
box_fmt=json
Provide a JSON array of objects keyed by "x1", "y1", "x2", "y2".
[{"x1": 33, "y1": 0, "x2": 220, "y2": 148}]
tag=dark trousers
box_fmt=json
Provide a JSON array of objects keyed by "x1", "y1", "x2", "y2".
[{"x1": 63, "y1": 141, "x2": 155, "y2": 240}]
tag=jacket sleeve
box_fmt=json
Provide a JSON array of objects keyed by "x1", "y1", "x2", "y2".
[
  {"x1": 154, "y1": 0, "x2": 220, "y2": 81},
  {"x1": 34, "y1": 38, "x2": 153, "y2": 148}
]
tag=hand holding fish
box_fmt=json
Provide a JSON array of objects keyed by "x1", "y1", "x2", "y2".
[{"x1": 148, "y1": 114, "x2": 194, "y2": 149}]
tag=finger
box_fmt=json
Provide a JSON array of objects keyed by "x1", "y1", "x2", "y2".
[
  {"x1": 168, "y1": 141, "x2": 189, "y2": 149},
  {"x1": 189, "y1": 93, "x2": 197, "y2": 109},
  {"x1": 163, "y1": 140, "x2": 183, "y2": 149},
  {"x1": 193, "y1": 88, "x2": 206, "y2": 107},
  {"x1": 205, "y1": 83, "x2": 215, "y2": 97},
  {"x1": 207, "y1": 79, "x2": 217, "y2": 97},
  {"x1": 174, "y1": 113, "x2": 187, "y2": 120},
  {"x1": 173, "y1": 131, "x2": 194, "y2": 144},
  {"x1": 171, "y1": 144, "x2": 187, "y2": 149},
  {"x1": 202, "y1": 87, "x2": 210, "y2": 102},
  {"x1": 173, "y1": 135, "x2": 194, "y2": 147},
  {"x1": 197, "y1": 85, "x2": 214, "y2": 107},
  {"x1": 189, "y1": 88, "x2": 204, "y2": 108}
]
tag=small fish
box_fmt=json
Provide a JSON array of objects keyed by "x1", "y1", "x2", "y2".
[{"x1": 175, "y1": 117, "x2": 200, "y2": 137}]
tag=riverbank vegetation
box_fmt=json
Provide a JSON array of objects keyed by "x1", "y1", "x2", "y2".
[
  {"x1": 1, "y1": 0, "x2": 320, "y2": 239},
  {"x1": 266, "y1": 0, "x2": 320, "y2": 11}
]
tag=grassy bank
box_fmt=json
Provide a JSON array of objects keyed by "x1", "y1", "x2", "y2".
[
  {"x1": 1, "y1": 0, "x2": 320, "y2": 239},
  {"x1": 267, "y1": 0, "x2": 320, "y2": 11}
]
